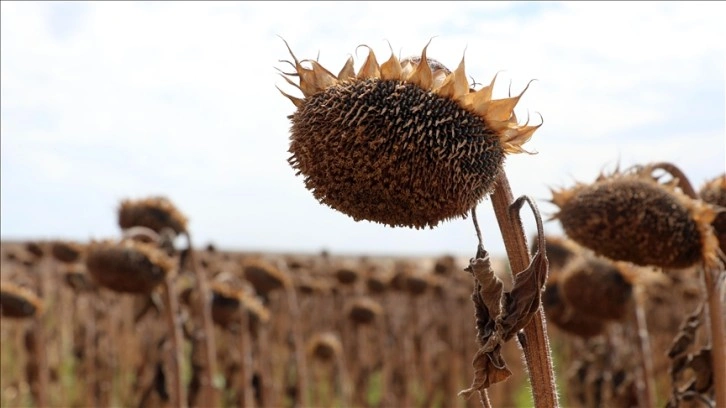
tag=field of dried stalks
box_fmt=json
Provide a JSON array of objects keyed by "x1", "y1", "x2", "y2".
[{"x1": 0, "y1": 205, "x2": 718, "y2": 408}]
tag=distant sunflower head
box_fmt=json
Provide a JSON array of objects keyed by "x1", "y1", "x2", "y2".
[
  {"x1": 558, "y1": 255, "x2": 633, "y2": 322},
  {"x1": 699, "y1": 174, "x2": 726, "y2": 253},
  {"x1": 0, "y1": 282, "x2": 43, "y2": 319},
  {"x1": 278, "y1": 39, "x2": 541, "y2": 229},
  {"x1": 118, "y1": 196, "x2": 188, "y2": 235},
  {"x1": 85, "y1": 239, "x2": 175, "y2": 294},
  {"x1": 551, "y1": 164, "x2": 721, "y2": 269}
]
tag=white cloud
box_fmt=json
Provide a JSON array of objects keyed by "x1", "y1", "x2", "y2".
[{"x1": 1, "y1": 1, "x2": 723, "y2": 259}]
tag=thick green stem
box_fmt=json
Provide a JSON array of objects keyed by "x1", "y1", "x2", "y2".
[{"x1": 490, "y1": 171, "x2": 559, "y2": 408}]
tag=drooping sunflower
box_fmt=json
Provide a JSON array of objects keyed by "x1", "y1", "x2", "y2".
[
  {"x1": 277, "y1": 39, "x2": 540, "y2": 229},
  {"x1": 699, "y1": 174, "x2": 726, "y2": 253},
  {"x1": 551, "y1": 165, "x2": 721, "y2": 269}
]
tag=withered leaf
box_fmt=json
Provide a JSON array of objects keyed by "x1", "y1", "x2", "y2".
[
  {"x1": 500, "y1": 250, "x2": 549, "y2": 340},
  {"x1": 466, "y1": 253, "x2": 503, "y2": 336},
  {"x1": 458, "y1": 343, "x2": 512, "y2": 399},
  {"x1": 669, "y1": 346, "x2": 714, "y2": 407},
  {"x1": 500, "y1": 195, "x2": 549, "y2": 340},
  {"x1": 460, "y1": 248, "x2": 512, "y2": 398},
  {"x1": 668, "y1": 304, "x2": 703, "y2": 358},
  {"x1": 688, "y1": 348, "x2": 713, "y2": 393},
  {"x1": 460, "y1": 196, "x2": 549, "y2": 398}
]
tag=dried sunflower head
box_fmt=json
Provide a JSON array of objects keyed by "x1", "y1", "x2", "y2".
[
  {"x1": 51, "y1": 241, "x2": 85, "y2": 264},
  {"x1": 307, "y1": 332, "x2": 342, "y2": 362},
  {"x1": 0, "y1": 282, "x2": 43, "y2": 319},
  {"x1": 346, "y1": 296, "x2": 383, "y2": 325},
  {"x1": 209, "y1": 281, "x2": 270, "y2": 329},
  {"x1": 559, "y1": 255, "x2": 633, "y2": 322},
  {"x1": 118, "y1": 196, "x2": 188, "y2": 235},
  {"x1": 278, "y1": 40, "x2": 540, "y2": 228},
  {"x1": 551, "y1": 165, "x2": 721, "y2": 269},
  {"x1": 699, "y1": 174, "x2": 726, "y2": 254},
  {"x1": 241, "y1": 257, "x2": 291, "y2": 296},
  {"x1": 85, "y1": 239, "x2": 175, "y2": 294},
  {"x1": 542, "y1": 278, "x2": 605, "y2": 338},
  {"x1": 334, "y1": 261, "x2": 360, "y2": 285}
]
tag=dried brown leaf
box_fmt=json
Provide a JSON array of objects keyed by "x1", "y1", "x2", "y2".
[
  {"x1": 460, "y1": 196, "x2": 549, "y2": 398},
  {"x1": 689, "y1": 348, "x2": 713, "y2": 393},
  {"x1": 500, "y1": 250, "x2": 548, "y2": 340},
  {"x1": 458, "y1": 343, "x2": 512, "y2": 399},
  {"x1": 460, "y1": 247, "x2": 512, "y2": 398},
  {"x1": 465, "y1": 253, "x2": 503, "y2": 333},
  {"x1": 668, "y1": 304, "x2": 704, "y2": 358},
  {"x1": 500, "y1": 195, "x2": 549, "y2": 339}
]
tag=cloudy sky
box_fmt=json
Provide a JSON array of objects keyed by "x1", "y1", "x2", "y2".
[{"x1": 1, "y1": 1, "x2": 724, "y2": 259}]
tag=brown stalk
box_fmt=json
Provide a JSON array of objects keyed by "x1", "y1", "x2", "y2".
[
  {"x1": 33, "y1": 262, "x2": 50, "y2": 408},
  {"x1": 284, "y1": 284, "x2": 310, "y2": 407},
  {"x1": 82, "y1": 295, "x2": 99, "y2": 407},
  {"x1": 238, "y1": 308, "x2": 255, "y2": 408},
  {"x1": 379, "y1": 303, "x2": 394, "y2": 408},
  {"x1": 649, "y1": 162, "x2": 698, "y2": 199},
  {"x1": 654, "y1": 162, "x2": 724, "y2": 407},
  {"x1": 703, "y1": 267, "x2": 726, "y2": 408},
  {"x1": 632, "y1": 287, "x2": 656, "y2": 408},
  {"x1": 184, "y1": 231, "x2": 219, "y2": 407},
  {"x1": 254, "y1": 320, "x2": 276, "y2": 407},
  {"x1": 334, "y1": 340, "x2": 352, "y2": 407},
  {"x1": 445, "y1": 294, "x2": 463, "y2": 408},
  {"x1": 479, "y1": 389, "x2": 492, "y2": 408},
  {"x1": 161, "y1": 275, "x2": 186, "y2": 408},
  {"x1": 489, "y1": 171, "x2": 559, "y2": 407}
]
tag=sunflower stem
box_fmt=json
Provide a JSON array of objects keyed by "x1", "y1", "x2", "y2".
[
  {"x1": 185, "y1": 232, "x2": 219, "y2": 407},
  {"x1": 161, "y1": 275, "x2": 187, "y2": 408},
  {"x1": 650, "y1": 162, "x2": 698, "y2": 199},
  {"x1": 632, "y1": 287, "x2": 656, "y2": 408},
  {"x1": 490, "y1": 171, "x2": 559, "y2": 408},
  {"x1": 703, "y1": 267, "x2": 726, "y2": 408}
]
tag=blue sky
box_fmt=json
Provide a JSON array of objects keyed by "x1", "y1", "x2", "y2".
[{"x1": 1, "y1": 1, "x2": 724, "y2": 258}]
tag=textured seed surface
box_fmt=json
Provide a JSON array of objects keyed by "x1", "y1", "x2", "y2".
[
  {"x1": 289, "y1": 78, "x2": 504, "y2": 229},
  {"x1": 557, "y1": 178, "x2": 702, "y2": 268}
]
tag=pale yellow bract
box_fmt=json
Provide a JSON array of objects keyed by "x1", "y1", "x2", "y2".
[{"x1": 277, "y1": 39, "x2": 541, "y2": 154}]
